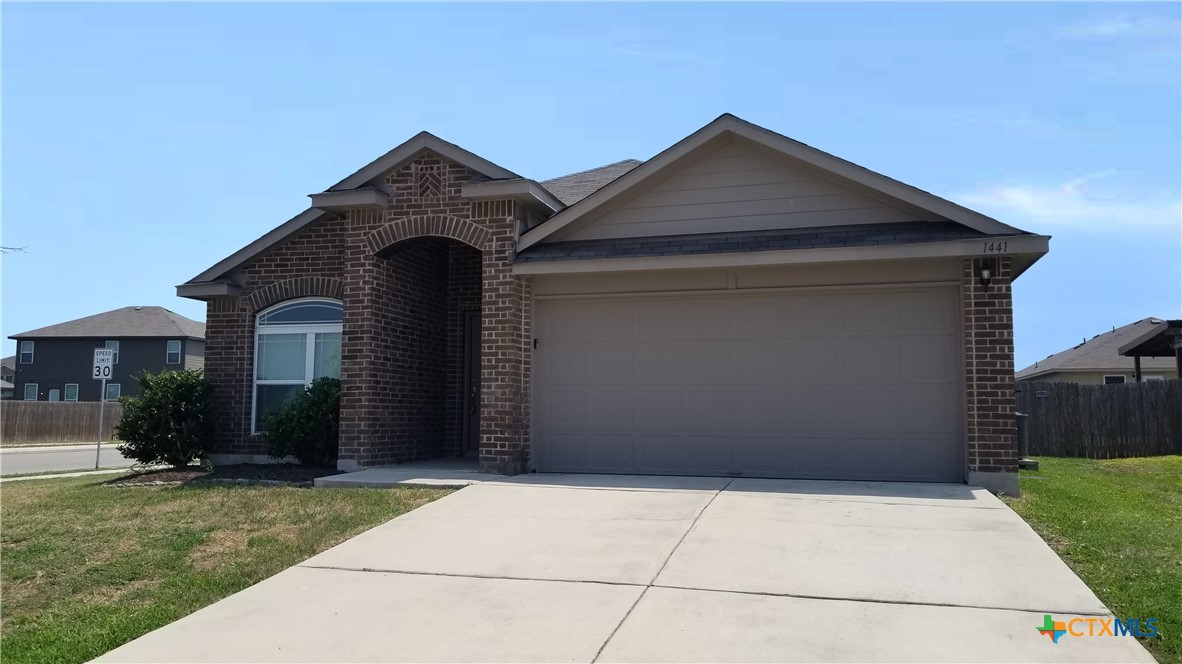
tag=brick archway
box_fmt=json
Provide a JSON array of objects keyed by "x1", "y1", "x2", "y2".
[
  {"x1": 364, "y1": 215, "x2": 490, "y2": 255},
  {"x1": 246, "y1": 277, "x2": 345, "y2": 313}
]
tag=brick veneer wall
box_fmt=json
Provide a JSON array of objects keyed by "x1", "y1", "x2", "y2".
[
  {"x1": 962, "y1": 256, "x2": 1017, "y2": 477},
  {"x1": 202, "y1": 152, "x2": 533, "y2": 473},
  {"x1": 204, "y1": 217, "x2": 348, "y2": 456},
  {"x1": 444, "y1": 245, "x2": 482, "y2": 455}
]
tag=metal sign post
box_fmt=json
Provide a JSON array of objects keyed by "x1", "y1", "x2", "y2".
[{"x1": 93, "y1": 348, "x2": 115, "y2": 469}]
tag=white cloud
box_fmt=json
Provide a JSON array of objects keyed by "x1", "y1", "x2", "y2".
[
  {"x1": 1061, "y1": 13, "x2": 1182, "y2": 40},
  {"x1": 957, "y1": 173, "x2": 1182, "y2": 230}
]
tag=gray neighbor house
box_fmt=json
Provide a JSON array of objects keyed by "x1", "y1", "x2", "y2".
[
  {"x1": 8, "y1": 306, "x2": 205, "y2": 402},
  {"x1": 177, "y1": 114, "x2": 1051, "y2": 494}
]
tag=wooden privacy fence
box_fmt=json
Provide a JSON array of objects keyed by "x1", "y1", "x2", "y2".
[
  {"x1": 1, "y1": 401, "x2": 123, "y2": 445},
  {"x1": 1016, "y1": 380, "x2": 1182, "y2": 458}
]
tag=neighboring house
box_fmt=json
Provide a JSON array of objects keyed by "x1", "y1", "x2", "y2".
[
  {"x1": 9, "y1": 307, "x2": 205, "y2": 402},
  {"x1": 177, "y1": 114, "x2": 1050, "y2": 494},
  {"x1": 1, "y1": 356, "x2": 14, "y2": 399},
  {"x1": 1016, "y1": 318, "x2": 1180, "y2": 385}
]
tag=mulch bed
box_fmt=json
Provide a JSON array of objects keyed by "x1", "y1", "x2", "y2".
[{"x1": 106, "y1": 464, "x2": 340, "y2": 487}]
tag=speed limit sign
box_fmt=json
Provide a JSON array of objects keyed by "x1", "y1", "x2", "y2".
[{"x1": 93, "y1": 348, "x2": 115, "y2": 380}]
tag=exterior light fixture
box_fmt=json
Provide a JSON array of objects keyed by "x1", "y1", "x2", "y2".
[{"x1": 978, "y1": 258, "x2": 996, "y2": 289}]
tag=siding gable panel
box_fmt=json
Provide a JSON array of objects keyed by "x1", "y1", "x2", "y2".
[{"x1": 558, "y1": 140, "x2": 925, "y2": 242}]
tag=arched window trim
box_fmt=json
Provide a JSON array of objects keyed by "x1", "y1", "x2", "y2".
[{"x1": 252, "y1": 298, "x2": 343, "y2": 434}]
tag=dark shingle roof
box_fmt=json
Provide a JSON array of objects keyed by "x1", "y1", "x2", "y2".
[
  {"x1": 517, "y1": 221, "x2": 983, "y2": 263},
  {"x1": 541, "y1": 159, "x2": 643, "y2": 206},
  {"x1": 10, "y1": 307, "x2": 205, "y2": 340},
  {"x1": 1016, "y1": 318, "x2": 1176, "y2": 379}
]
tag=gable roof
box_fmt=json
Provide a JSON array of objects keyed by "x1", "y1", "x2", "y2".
[
  {"x1": 9, "y1": 307, "x2": 205, "y2": 340},
  {"x1": 542, "y1": 160, "x2": 643, "y2": 206},
  {"x1": 1016, "y1": 318, "x2": 1177, "y2": 379},
  {"x1": 181, "y1": 132, "x2": 522, "y2": 291},
  {"x1": 518, "y1": 113, "x2": 1031, "y2": 252},
  {"x1": 1, "y1": 355, "x2": 14, "y2": 370},
  {"x1": 330, "y1": 131, "x2": 519, "y2": 191}
]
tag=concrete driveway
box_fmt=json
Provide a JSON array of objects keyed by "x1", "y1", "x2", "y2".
[{"x1": 97, "y1": 475, "x2": 1152, "y2": 663}]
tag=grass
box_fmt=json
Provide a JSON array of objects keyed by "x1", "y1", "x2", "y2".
[
  {"x1": 0, "y1": 475, "x2": 451, "y2": 664},
  {"x1": 1002, "y1": 456, "x2": 1182, "y2": 663}
]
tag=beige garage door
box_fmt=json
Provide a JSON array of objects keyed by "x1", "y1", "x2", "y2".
[{"x1": 533, "y1": 286, "x2": 964, "y2": 482}]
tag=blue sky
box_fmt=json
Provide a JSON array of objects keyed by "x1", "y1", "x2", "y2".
[{"x1": 3, "y1": 2, "x2": 1179, "y2": 369}]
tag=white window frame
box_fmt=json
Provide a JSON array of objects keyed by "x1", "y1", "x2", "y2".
[
  {"x1": 166, "y1": 340, "x2": 182, "y2": 364},
  {"x1": 1143, "y1": 375, "x2": 1165, "y2": 382},
  {"x1": 64, "y1": 383, "x2": 80, "y2": 401},
  {"x1": 48, "y1": 388, "x2": 60, "y2": 402},
  {"x1": 105, "y1": 383, "x2": 121, "y2": 401},
  {"x1": 19, "y1": 340, "x2": 34, "y2": 364},
  {"x1": 1103, "y1": 375, "x2": 1126, "y2": 385},
  {"x1": 252, "y1": 298, "x2": 343, "y2": 434},
  {"x1": 105, "y1": 340, "x2": 120, "y2": 364},
  {"x1": 23, "y1": 383, "x2": 38, "y2": 400}
]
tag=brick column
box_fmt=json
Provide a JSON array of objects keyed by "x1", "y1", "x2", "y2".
[
  {"x1": 474, "y1": 199, "x2": 531, "y2": 474},
  {"x1": 204, "y1": 297, "x2": 256, "y2": 456},
  {"x1": 338, "y1": 207, "x2": 387, "y2": 471},
  {"x1": 962, "y1": 256, "x2": 1019, "y2": 495}
]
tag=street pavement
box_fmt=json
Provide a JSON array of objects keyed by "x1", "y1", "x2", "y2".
[{"x1": 0, "y1": 443, "x2": 134, "y2": 475}]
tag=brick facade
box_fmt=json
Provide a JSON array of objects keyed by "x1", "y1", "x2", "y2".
[
  {"x1": 962, "y1": 256, "x2": 1018, "y2": 487},
  {"x1": 203, "y1": 153, "x2": 532, "y2": 473}
]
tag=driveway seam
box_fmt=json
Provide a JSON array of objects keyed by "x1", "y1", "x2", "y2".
[
  {"x1": 591, "y1": 478, "x2": 735, "y2": 663},
  {"x1": 297, "y1": 564, "x2": 1109, "y2": 619},
  {"x1": 651, "y1": 583, "x2": 1113, "y2": 617},
  {"x1": 297, "y1": 564, "x2": 646, "y2": 588}
]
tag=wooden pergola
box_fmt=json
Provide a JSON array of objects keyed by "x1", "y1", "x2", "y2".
[{"x1": 1118, "y1": 319, "x2": 1182, "y2": 382}]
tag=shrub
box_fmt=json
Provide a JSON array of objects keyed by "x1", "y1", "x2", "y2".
[
  {"x1": 116, "y1": 369, "x2": 213, "y2": 468},
  {"x1": 263, "y1": 377, "x2": 341, "y2": 466}
]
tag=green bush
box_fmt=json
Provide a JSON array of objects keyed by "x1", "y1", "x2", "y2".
[
  {"x1": 263, "y1": 377, "x2": 341, "y2": 466},
  {"x1": 115, "y1": 370, "x2": 213, "y2": 468}
]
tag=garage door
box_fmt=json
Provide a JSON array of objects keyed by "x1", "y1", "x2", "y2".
[{"x1": 532, "y1": 286, "x2": 963, "y2": 482}]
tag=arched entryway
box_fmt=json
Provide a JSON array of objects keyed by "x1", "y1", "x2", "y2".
[{"x1": 347, "y1": 234, "x2": 483, "y2": 463}]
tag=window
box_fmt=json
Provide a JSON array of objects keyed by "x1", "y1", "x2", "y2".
[
  {"x1": 166, "y1": 340, "x2": 182, "y2": 364},
  {"x1": 64, "y1": 384, "x2": 79, "y2": 401},
  {"x1": 1144, "y1": 375, "x2": 1165, "y2": 382},
  {"x1": 1103, "y1": 375, "x2": 1126, "y2": 385},
  {"x1": 105, "y1": 340, "x2": 120, "y2": 364},
  {"x1": 48, "y1": 389, "x2": 60, "y2": 402},
  {"x1": 23, "y1": 383, "x2": 38, "y2": 400},
  {"x1": 254, "y1": 299, "x2": 342, "y2": 432},
  {"x1": 105, "y1": 383, "x2": 121, "y2": 401},
  {"x1": 19, "y1": 340, "x2": 33, "y2": 364}
]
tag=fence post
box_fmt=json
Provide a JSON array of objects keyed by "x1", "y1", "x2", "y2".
[{"x1": 1015, "y1": 412, "x2": 1037, "y2": 470}]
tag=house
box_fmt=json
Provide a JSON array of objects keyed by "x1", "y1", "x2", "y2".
[
  {"x1": 1016, "y1": 318, "x2": 1180, "y2": 385},
  {"x1": 177, "y1": 114, "x2": 1049, "y2": 494},
  {"x1": 1, "y1": 356, "x2": 14, "y2": 399},
  {"x1": 9, "y1": 307, "x2": 205, "y2": 402}
]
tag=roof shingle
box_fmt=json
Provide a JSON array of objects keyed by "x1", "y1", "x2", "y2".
[
  {"x1": 10, "y1": 307, "x2": 205, "y2": 340},
  {"x1": 516, "y1": 221, "x2": 983, "y2": 263},
  {"x1": 541, "y1": 159, "x2": 643, "y2": 206},
  {"x1": 1016, "y1": 318, "x2": 1176, "y2": 379}
]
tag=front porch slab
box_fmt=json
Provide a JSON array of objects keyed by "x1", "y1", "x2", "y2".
[{"x1": 314, "y1": 458, "x2": 499, "y2": 488}]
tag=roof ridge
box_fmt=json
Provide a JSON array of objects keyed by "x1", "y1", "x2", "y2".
[{"x1": 543, "y1": 159, "x2": 642, "y2": 183}]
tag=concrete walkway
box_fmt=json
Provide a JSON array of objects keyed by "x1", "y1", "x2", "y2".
[{"x1": 97, "y1": 476, "x2": 1153, "y2": 663}]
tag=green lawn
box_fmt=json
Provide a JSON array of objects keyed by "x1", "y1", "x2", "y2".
[
  {"x1": 0, "y1": 476, "x2": 451, "y2": 664},
  {"x1": 1003, "y1": 456, "x2": 1182, "y2": 663}
]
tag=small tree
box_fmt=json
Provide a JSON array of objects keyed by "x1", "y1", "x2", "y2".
[
  {"x1": 116, "y1": 370, "x2": 213, "y2": 468},
  {"x1": 263, "y1": 377, "x2": 341, "y2": 466}
]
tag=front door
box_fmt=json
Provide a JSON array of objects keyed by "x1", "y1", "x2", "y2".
[{"x1": 461, "y1": 311, "x2": 481, "y2": 454}]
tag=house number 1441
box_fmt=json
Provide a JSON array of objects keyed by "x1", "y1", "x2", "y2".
[{"x1": 982, "y1": 241, "x2": 1008, "y2": 254}]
